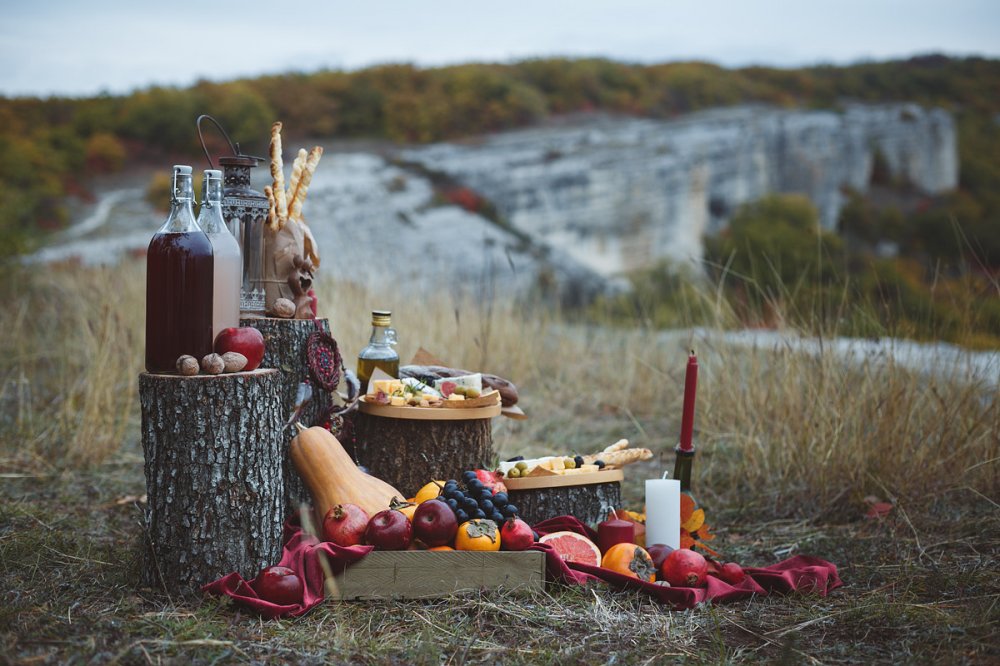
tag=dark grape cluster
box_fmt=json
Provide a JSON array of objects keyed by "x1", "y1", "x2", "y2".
[{"x1": 438, "y1": 472, "x2": 519, "y2": 525}]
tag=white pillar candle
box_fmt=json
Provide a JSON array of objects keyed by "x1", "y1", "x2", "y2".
[{"x1": 645, "y1": 478, "x2": 681, "y2": 549}]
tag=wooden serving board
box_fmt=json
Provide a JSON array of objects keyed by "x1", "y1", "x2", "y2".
[
  {"x1": 358, "y1": 396, "x2": 501, "y2": 421},
  {"x1": 329, "y1": 550, "x2": 545, "y2": 600},
  {"x1": 502, "y1": 468, "x2": 624, "y2": 490}
]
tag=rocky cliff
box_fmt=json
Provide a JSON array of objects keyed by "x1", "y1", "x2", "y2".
[
  {"x1": 401, "y1": 104, "x2": 958, "y2": 277},
  {"x1": 36, "y1": 104, "x2": 958, "y2": 302}
]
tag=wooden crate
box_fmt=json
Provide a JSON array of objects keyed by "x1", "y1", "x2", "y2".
[{"x1": 328, "y1": 550, "x2": 546, "y2": 600}]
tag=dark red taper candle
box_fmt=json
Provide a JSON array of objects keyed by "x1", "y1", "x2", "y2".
[{"x1": 678, "y1": 351, "x2": 698, "y2": 452}]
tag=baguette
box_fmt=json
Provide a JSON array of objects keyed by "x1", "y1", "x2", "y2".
[
  {"x1": 601, "y1": 439, "x2": 629, "y2": 454},
  {"x1": 582, "y1": 447, "x2": 652, "y2": 467},
  {"x1": 288, "y1": 146, "x2": 323, "y2": 222},
  {"x1": 269, "y1": 122, "x2": 288, "y2": 225}
]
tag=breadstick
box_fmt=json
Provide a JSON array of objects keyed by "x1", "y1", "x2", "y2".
[
  {"x1": 601, "y1": 439, "x2": 629, "y2": 454},
  {"x1": 269, "y1": 122, "x2": 288, "y2": 225},
  {"x1": 286, "y1": 148, "x2": 307, "y2": 218},
  {"x1": 582, "y1": 448, "x2": 652, "y2": 467},
  {"x1": 300, "y1": 219, "x2": 321, "y2": 268},
  {"x1": 264, "y1": 185, "x2": 277, "y2": 231},
  {"x1": 288, "y1": 146, "x2": 323, "y2": 222}
]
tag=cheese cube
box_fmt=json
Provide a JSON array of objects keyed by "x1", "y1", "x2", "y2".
[{"x1": 390, "y1": 395, "x2": 406, "y2": 406}]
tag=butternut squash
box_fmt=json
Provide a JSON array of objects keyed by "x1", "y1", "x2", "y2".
[{"x1": 289, "y1": 424, "x2": 403, "y2": 520}]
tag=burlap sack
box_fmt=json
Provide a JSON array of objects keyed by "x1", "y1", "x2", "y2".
[{"x1": 263, "y1": 220, "x2": 306, "y2": 310}]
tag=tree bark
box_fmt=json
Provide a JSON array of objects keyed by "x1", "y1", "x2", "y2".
[
  {"x1": 352, "y1": 412, "x2": 495, "y2": 498},
  {"x1": 139, "y1": 369, "x2": 284, "y2": 595},
  {"x1": 241, "y1": 317, "x2": 335, "y2": 516},
  {"x1": 508, "y1": 482, "x2": 621, "y2": 527}
]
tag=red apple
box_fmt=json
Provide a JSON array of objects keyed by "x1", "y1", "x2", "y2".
[
  {"x1": 646, "y1": 543, "x2": 675, "y2": 570},
  {"x1": 214, "y1": 326, "x2": 265, "y2": 371},
  {"x1": 252, "y1": 565, "x2": 303, "y2": 605},
  {"x1": 500, "y1": 517, "x2": 534, "y2": 551},
  {"x1": 323, "y1": 503, "x2": 369, "y2": 547},
  {"x1": 364, "y1": 509, "x2": 412, "y2": 550},
  {"x1": 412, "y1": 499, "x2": 458, "y2": 547}
]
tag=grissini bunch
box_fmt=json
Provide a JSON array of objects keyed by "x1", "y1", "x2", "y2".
[{"x1": 265, "y1": 122, "x2": 325, "y2": 267}]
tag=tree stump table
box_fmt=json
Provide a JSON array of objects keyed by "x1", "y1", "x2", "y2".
[
  {"x1": 351, "y1": 402, "x2": 499, "y2": 498},
  {"x1": 139, "y1": 369, "x2": 284, "y2": 595},
  {"x1": 504, "y1": 471, "x2": 623, "y2": 526},
  {"x1": 241, "y1": 317, "x2": 337, "y2": 517}
]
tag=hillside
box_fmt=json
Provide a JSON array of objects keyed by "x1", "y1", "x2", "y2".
[{"x1": 3, "y1": 55, "x2": 999, "y2": 344}]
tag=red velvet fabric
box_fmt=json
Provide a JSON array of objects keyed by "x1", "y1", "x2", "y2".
[{"x1": 204, "y1": 514, "x2": 841, "y2": 618}]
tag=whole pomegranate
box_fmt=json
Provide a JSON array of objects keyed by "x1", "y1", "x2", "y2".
[
  {"x1": 322, "y1": 503, "x2": 369, "y2": 546},
  {"x1": 660, "y1": 548, "x2": 708, "y2": 587},
  {"x1": 500, "y1": 518, "x2": 534, "y2": 551}
]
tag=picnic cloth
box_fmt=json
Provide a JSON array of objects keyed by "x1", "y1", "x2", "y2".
[{"x1": 204, "y1": 513, "x2": 841, "y2": 618}]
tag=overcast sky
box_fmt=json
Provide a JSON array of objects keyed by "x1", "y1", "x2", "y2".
[{"x1": 3, "y1": 0, "x2": 998, "y2": 98}]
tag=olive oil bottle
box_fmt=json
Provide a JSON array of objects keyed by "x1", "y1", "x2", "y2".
[{"x1": 357, "y1": 310, "x2": 398, "y2": 391}]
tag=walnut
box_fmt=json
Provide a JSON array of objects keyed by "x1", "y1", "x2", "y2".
[
  {"x1": 270, "y1": 297, "x2": 296, "y2": 318},
  {"x1": 176, "y1": 355, "x2": 199, "y2": 376},
  {"x1": 200, "y1": 353, "x2": 225, "y2": 375},
  {"x1": 222, "y1": 351, "x2": 248, "y2": 373}
]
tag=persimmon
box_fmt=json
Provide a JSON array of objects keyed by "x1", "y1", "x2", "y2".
[
  {"x1": 600, "y1": 542, "x2": 656, "y2": 582},
  {"x1": 455, "y1": 519, "x2": 501, "y2": 551}
]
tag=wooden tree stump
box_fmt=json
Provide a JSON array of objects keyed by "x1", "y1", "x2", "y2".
[
  {"x1": 352, "y1": 411, "x2": 495, "y2": 498},
  {"x1": 241, "y1": 317, "x2": 335, "y2": 516},
  {"x1": 139, "y1": 369, "x2": 284, "y2": 595},
  {"x1": 508, "y1": 482, "x2": 621, "y2": 527}
]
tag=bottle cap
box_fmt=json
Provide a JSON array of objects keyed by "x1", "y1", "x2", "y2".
[
  {"x1": 205, "y1": 169, "x2": 222, "y2": 181},
  {"x1": 371, "y1": 310, "x2": 392, "y2": 327},
  {"x1": 173, "y1": 165, "x2": 193, "y2": 176}
]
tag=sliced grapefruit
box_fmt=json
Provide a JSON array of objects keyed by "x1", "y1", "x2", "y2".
[{"x1": 538, "y1": 531, "x2": 601, "y2": 565}]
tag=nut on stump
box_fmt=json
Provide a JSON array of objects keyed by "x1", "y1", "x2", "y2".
[
  {"x1": 222, "y1": 351, "x2": 248, "y2": 373},
  {"x1": 201, "y1": 353, "x2": 225, "y2": 375},
  {"x1": 176, "y1": 355, "x2": 199, "y2": 376},
  {"x1": 270, "y1": 298, "x2": 295, "y2": 319}
]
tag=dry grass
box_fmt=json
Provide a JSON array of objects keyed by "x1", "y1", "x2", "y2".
[{"x1": 1, "y1": 260, "x2": 997, "y2": 516}]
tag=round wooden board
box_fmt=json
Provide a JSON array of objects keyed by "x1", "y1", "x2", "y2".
[
  {"x1": 358, "y1": 397, "x2": 501, "y2": 421},
  {"x1": 502, "y1": 468, "x2": 624, "y2": 490}
]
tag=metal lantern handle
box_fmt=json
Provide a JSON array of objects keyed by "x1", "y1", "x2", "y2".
[{"x1": 196, "y1": 114, "x2": 266, "y2": 169}]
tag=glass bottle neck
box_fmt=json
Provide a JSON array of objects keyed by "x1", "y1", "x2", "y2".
[
  {"x1": 368, "y1": 325, "x2": 396, "y2": 347},
  {"x1": 161, "y1": 171, "x2": 199, "y2": 234},
  {"x1": 198, "y1": 174, "x2": 228, "y2": 234}
]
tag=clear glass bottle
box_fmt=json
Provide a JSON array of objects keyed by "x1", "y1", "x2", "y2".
[
  {"x1": 145, "y1": 165, "x2": 215, "y2": 373},
  {"x1": 357, "y1": 310, "x2": 399, "y2": 391},
  {"x1": 197, "y1": 169, "x2": 241, "y2": 344}
]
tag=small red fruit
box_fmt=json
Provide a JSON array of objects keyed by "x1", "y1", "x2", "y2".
[
  {"x1": 439, "y1": 381, "x2": 457, "y2": 397},
  {"x1": 718, "y1": 562, "x2": 746, "y2": 585},
  {"x1": 214, "y1": 326, "x2": 265, "y2": 371},
  {"x1": 500, "y1": 517, "x2": 534, "y2": 551},
  {"x1": 646, "y1": 543, "x2": 675, "y2": 570},
  {"x1": 660, "y1": 548, "x2": 709, "y2": 587},
  {"x1": 322, "y1": 503, "x2": 369, "y2": 547},
  {"x1": 364, "y1": 509, "x2": 412, "y2": 550},
  {"x1": 412, "y1": 499, "x2": 458, "y2": 547},
  {"x1": 252, "y1": 565, "x2": 303, "y2": 605}
]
